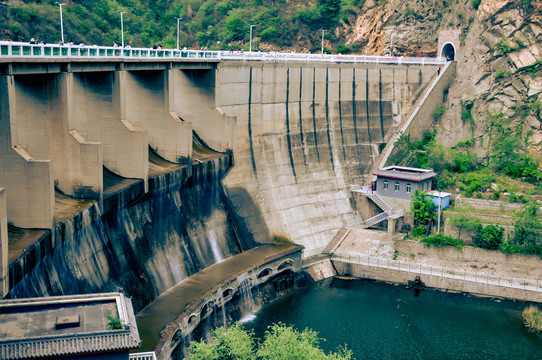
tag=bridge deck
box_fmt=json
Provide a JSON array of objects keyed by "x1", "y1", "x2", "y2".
[{"x1": 1, "y1": 41, "x2": 446, "y2": 66}]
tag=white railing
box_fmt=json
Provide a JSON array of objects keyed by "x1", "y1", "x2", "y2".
[
  {"x1": 129, "y1": 352, "x2": 157, "y2": 360},
  {"x1": 0, "y1": 41, "x2": 447, "y2": 66},
  {"x1": 361, "y1": 212, "x2": 389, "y2": 227},
  {"x1": 332, "y1": 251, "x2": 542, "y2": 293}
]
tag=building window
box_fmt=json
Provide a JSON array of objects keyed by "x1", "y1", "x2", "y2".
[
  {"x1": 383, "y1": 181, "x2": 388, "y2": 190},
  {"x1": 394, "y1": 182, "x2": 400, "y2": 191},
  {"x1": 419, "y1": 183, "x2": 424, "y2": 190},
  {"x1": 406, "y1": 184, "x2": 411, "y2": 193}
]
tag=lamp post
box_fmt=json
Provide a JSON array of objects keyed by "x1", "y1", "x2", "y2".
[
  {"x1": 118, "y1": 11, "x2": 126, "y2": 48},
  {"x1": 55, "y1": 2, "x2": 65, "y2": 44},
  {"x1": 176, "y1": 17, "x2": 182, "y2": 50},
  {"x1": 248, "y1": 24, "x2": 254, "y2": 52},
  {"x1": 320, "y1": 29, "x2": 327, "y2": 55}
]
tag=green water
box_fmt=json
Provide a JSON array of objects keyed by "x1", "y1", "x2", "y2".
[{"x1": 245, "y1": 278, "x2": 542, "y2": 360}]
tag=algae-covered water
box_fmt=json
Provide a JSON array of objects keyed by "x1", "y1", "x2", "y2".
[{"x1": 245, "y1": 278, "x2": 542, "y2": 360}]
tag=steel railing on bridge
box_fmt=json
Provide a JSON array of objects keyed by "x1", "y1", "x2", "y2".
[
  {"x1": 332, "y1": 251, "x2": 542, "y2": 294},
  {"x1": 0, "y1": 41, "x2": 447, "y2": 65}
]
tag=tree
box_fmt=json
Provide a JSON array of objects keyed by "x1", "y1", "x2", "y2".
[
  {"x1": 410, "y1": 190, "x2": 437, "y2": 234},
  {"x1": 513, "y1": 202, "x2": 542, "y2": 246},
  {"x1": 187, "y1": 323, "x2": 353, "y2": 360},
  {"x1": 473, "y1": 224, "x2": 504, "y2": 249}
]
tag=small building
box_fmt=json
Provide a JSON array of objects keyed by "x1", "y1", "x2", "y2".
[
  {"x1": 0, "y1": 292, "x2": 142, "y2": 360},
  {"x1": 373, "y1": 166, "x2": 436, "y2": 201},
  {"x1": 426, "y1": 190, "x2": 451, "y2": 209}
]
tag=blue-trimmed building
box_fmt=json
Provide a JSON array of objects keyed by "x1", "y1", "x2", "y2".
[{"x1": 373, "y1": 166, "x2": 437, "y2": 201}]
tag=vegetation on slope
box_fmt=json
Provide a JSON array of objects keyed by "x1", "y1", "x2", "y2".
[{"x1": 0, "y1": 0, "x2": 365, "y2": 52}]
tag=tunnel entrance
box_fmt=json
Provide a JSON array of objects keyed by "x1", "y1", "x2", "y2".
[{"x1": 441, "y1": 43, "x2": 456, "y2": 61}]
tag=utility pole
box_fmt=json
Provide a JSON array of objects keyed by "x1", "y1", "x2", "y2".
[
  {"x1": 437, "y1": 190, "x2": 442, "y2": 234},
  {"x1": 118, "y1": 11, "x2": 126, "y2": 48},
  {"x1": 390, "y1": 33, "x2": 395, "y2": 56},
  {"x1": 320, "y1": 29, "x2": 327, "y2": 55},
  {"x1": 55, "y1": 2, "x2": 66, "y2": 44},
  {"x1": 176, "y1": 17, "x2": 182, "y2": 50},
  {"x1": 248, "y1": 24, "x2": 254, "y2": 52}
]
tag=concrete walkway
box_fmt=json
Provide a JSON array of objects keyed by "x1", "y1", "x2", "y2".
[{"x1": 136, "y1": 244, "x2": 300, "y2": 352}]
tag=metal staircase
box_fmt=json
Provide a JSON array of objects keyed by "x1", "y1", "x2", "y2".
[{"x1": 350, "y1": 186, "x2": 404, "y2": 228}]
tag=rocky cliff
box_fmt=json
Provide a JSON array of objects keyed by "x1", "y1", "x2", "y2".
[{"x1": 343, "y1": 0, "x2": 542, "y2": 156}]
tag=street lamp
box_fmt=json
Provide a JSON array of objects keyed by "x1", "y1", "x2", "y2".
[
  {"x1": 55, "y1": 2, "x2": 65, "y2": 44},
  {"x1": 320, "y1": 29, "x2": 327, "y2": 55},
  {"x1": 175, "y1": 17, "x2": 182, "y2": 50},
  {"x1": 248, "y1": 24, "x2": 254, "y2": 52},
  {"x1": 118, "y1": 11, "x2": 126, "y2": 48}
]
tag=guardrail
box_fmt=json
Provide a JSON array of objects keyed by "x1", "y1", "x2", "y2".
[
  {"x1": 129, "y1": 352, "x2": 157, "y2": 360},
  {"x1": 332, "y1": 251, "x2": 542, "y2": 293},
  {"x1": 0, "y1": 41, "x2": 447, "y2": 66}
]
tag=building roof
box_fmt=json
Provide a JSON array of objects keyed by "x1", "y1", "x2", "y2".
[
  {"x1": 0, "y1": 293, "x2": 141, "y2": 359},
  {"x1": 374, "y1": 166, "x2": 437, "y2": 182},
  {"x1": 426, "y1": 190, "x2": 451, "y2": 197}
]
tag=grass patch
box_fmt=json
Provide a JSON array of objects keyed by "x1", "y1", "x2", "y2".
[
  {"x1": 271, "y1": 233, "x2": 294, "y2": 244},
  {"x1": 495, "y1": 68, "x2": 511, "y2": 80},
  {"x1": 106, "y1": 314, "x2": 124, "y2": 330},
  {"x1": 523, "y1": 306, "x2": 542, "y2": 332}
]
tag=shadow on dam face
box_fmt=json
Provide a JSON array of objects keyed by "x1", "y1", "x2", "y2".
[{"x1": 224, "y1": 186, "x2": 269, "y2": 246}]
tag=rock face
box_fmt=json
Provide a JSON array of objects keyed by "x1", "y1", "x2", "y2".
[
  {"x1": 344, "y1": 0, "x2": 542, "y2": 154},
  {"x1": 342, "y1": 0, "x2": 476, "y2": 57}
]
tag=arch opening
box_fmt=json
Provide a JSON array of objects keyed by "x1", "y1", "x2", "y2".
[
  {"x1": 277, "y1": 260, "x2": 293, "y2": 271},
  {"x1": 257, "y1": 268, "x2": 272, "y2": 279},
  {"x1": 441, "y1": 42, "x2": 456, "y2": 61}
]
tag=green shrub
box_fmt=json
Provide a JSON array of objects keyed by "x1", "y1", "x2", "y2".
[
  {"x1": 106, "y1": 314, "x2": 123, "y2": 330},
  {"x1": 336, "y1": 45, "x2": 352, "y2": 54},
  {"x1": 471, "y1": 0, "x2": 481, "y2": 9},
  {"x1": 499, "y1": 242, "x2": 542, "y2": 256},
  {"x1": 496, "y1": 36, "x2": 512, "y2": 54},
  {"x1": 411, "y1": 226, "x2": 427, "y2": 238},
  {"x1": 495, "y1": 68, "x2": 511, "y2": 79},
  {"x1": 187, "y1": 323, "x2": 353, "y2": 359},
  {"x1": 433, "y1": 107, "x2": 446, "y2": 122},
  {"x1": 473, "y1": 224, "x2": 504, "y2": 249},
  {"x1": 421, "y1": 234, "x2": 464, "y2": 250},
  {"x1": 260, "y1": 26, "x2": 279, "y2": 40},
  {"x1": 530, "y1": 101, "x2": 542, "y2": 117}
]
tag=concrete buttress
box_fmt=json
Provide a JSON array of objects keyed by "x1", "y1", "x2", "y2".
[{"x1": 0, "y1": 75, "x2": 54, "y2": 229}]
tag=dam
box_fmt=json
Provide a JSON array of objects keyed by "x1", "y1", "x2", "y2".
[{"x1": 0, "y1": 42, "x2": 452, "y2": 358}]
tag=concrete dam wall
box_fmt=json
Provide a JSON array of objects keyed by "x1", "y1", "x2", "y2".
[
  {"x1": 217, "y1": 62, "x2": 439, "y2": 256},
  {"x1": 0, "y1": 61, "x2": 255, "y2": 310},
  {"x1": 8, "y1": 154, "x2": 247, "y2": 312}
]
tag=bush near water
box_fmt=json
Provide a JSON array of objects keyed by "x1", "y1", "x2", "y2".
[{"x1": 523, "y1": 306, "x2": 542, "y2": 333}]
